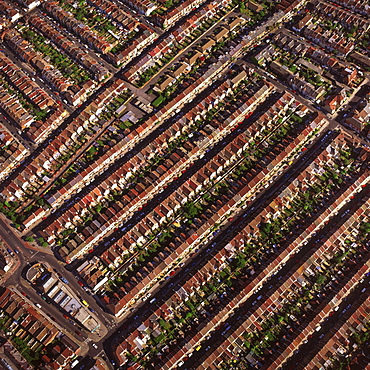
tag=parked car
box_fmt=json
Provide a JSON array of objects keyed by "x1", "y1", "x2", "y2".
[
  {"x1": 142, "y1": 293, "x2": 151, "y2": 301},
  {"x1": 41, "y1": 295, "x2": 48, "y2": 301}
]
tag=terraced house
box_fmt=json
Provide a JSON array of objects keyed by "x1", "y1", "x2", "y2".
[{"x1": 0, "y1": 0, "x2": 369, "y2": 368}]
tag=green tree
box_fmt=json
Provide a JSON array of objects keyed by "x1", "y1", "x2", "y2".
[
  {"x1": 316, "y1": 274, "x2": 326, "y2": 286},
  {"x1": 184, "y1": 202, "x2": 200, "y2": 219},
  {"x1": 233, "y1": 254, "x2": 247, "y2": 270},
  {"x1": 37, "y1": 198, "x2": 45, "y2": 206},
  {"x1": 359, "y1": 222, "x2": 370, "y2": 235}
]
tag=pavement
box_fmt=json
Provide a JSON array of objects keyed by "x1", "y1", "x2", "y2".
[
  {"x1": 0, "y1": 112, "x2": 33, "y2": 151},
  {"x1": 243, "y1": 25, "x2": 370, "y2": 144},
  {"x1": 178, "y1": 169, "x2": 370, "y2": 369},
  {"x1": 101, "y1": 129, "x2": 339, "y2": 367},
  {"x1": 138, "y1": 6, "x2": 238, "y2": 92},
  {"x1": 0, "y1": 215, "x2": 112, "y2": 359},
  {"x1": 0, "y1": 241, "x2": 20, "y2": 285},
  {"x1": 332, "y1": 75, "x2": 370, "y2": 123},
  {"x1": 18, "y1": 115, "x2": 118, "y2": 221},
  {"x1": 0, "y1": 10, "x2": 368, "y2": 370},
  {"x1": 0, "y1": 44, "x2": 73, "y2": 119},
  {"x1": 239, "y1": 58, "x2": 370, "y2": 148}
]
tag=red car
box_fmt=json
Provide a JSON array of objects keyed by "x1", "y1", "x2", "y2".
[{"x1": 77, "y1": 281, "x2": 84, "y2": 287}]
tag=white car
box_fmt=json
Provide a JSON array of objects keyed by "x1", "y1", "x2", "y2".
[
  {"x1": 92, "y1": 343, "x2": 98, "y2": 349},
  {"x1": 142, "y1": 293, "x2": 151, "y2": 301}
]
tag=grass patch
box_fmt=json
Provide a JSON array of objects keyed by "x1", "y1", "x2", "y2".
[{"x1": 152, "y1": 94, "x2": 165, "y2": 107}]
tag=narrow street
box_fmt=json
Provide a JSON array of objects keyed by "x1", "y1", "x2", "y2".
[{"x1": 0, "y1": 215, "x2": 111, "y2": 359}]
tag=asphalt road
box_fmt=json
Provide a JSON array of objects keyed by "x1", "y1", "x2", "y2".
[
  {"x1": 284, "y1": 274, "x2": 370, "y2": 370},
  {"x1": 240, "y1": 37, "x2": 370, "y2": 146},
  {"x1": 0, "y1": 70, "x2": 116, "y2": 191},
  {"x1": 0, "y1": 11, "x2": 369, "y2": 370},
  {"x1": 67, "y1": 89, "x2": 284, "y2": 274},
  {"x1": 0, "y1": 122, "x2": 364, "y2": 369},
  {"x1": 32, "y1": 73, "x2": 269, "y2": 268},
  {"x1": 100, "y1": 129, "x2": 339, "y2": 366},
  {"x1": 177, "y1": 175, "x2": 370, "y2": 370},
  {"x1": 0, "y1": 216, "x2": 111, "y2": 356}
]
